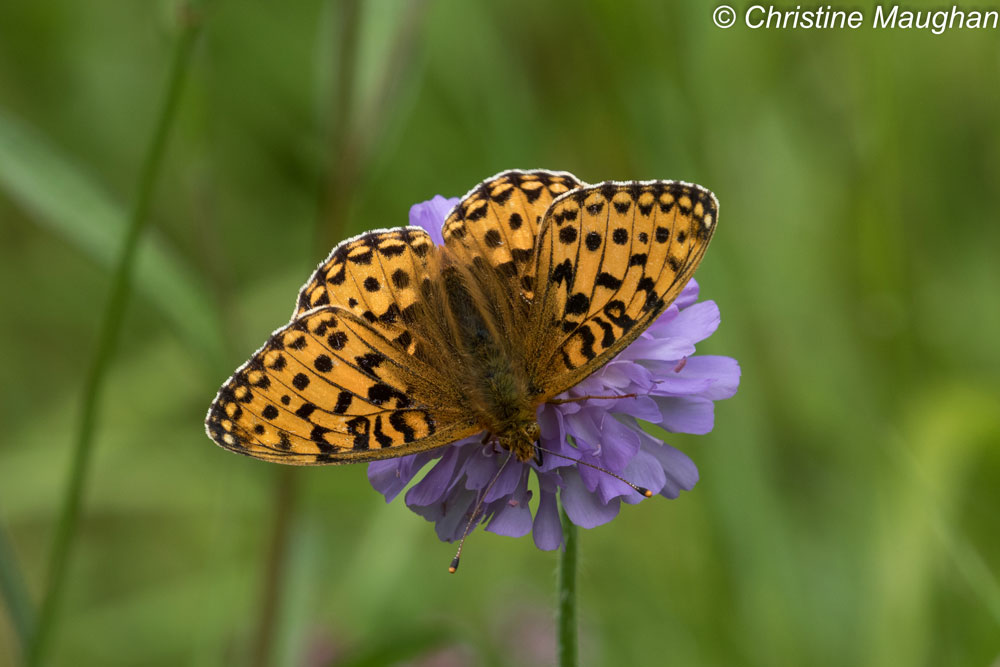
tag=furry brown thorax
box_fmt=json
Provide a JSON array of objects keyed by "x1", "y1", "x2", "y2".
[{"x1": 432, "y1": 260, "x2": 543, "y2": 462}]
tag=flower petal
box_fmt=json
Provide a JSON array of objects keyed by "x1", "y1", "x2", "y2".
[
  {"x1": 532, "y1": 487, "x2": 563, "y2": 551},
  {"x1": 676, "y1": 355, "x2": 742, "y2": 400},
  {"x1": 586, "y1": 415, "x2": 639, "y2": 472},
  {"x1": 367, "y1": 452, "x2": 436, "y2": 502},
  {"x1": 642, "y1": 437, "x2": 699, "y2": 498},
  {"x1": 560, "y1": 468, "x2": 621, "y2": 528},
  {"x1": 408, "y1": 195, "x2": 459, "y2": 246},
  {"x1": 650, "y1": 373, "x2": 715, "y2": 397},
  {"x1": 431, "y1": 487, "x2": 477, "y2": 541},
  {"x1": 661, "y1": 300, "x2": 720, "y2": 344},
  {"x1": 621, "y1": 333, "x2": 695, "y2": 362},
  {"x1": 564, "y1": 410, "x2": 603, "y2": 452},
  {"x1": 655, "y1": 395, "x2": 716, "y2": 434},
  {"x1": 405, "y1": 446, "x2": 463, "y2": 506},
  {"x1": 463, "y1": 446, "x2": 502, "y2": 490},
  {"x1": 621, "y1": 449, "x2": 668, "y2": 504},
  {"x1": 367, "y1": 460, "x2": 406, "y2": 502},
  {"x1": 674, "y1": 278, "x2": 700, "y2": 309},
  {"x1": 621, "y1": 396, "x2": 667, "y2": 423},
  {"x1": 483, "y1": 456, "x2": 523, "y2": 502},
  {"x1": 486, "y1": 471, "x2": 533, "y2": 537}
]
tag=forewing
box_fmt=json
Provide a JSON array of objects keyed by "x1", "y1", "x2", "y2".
[
  {"x1": 528, "y1": 181, "x2": 718, "y2": 395},
  {"x1": 294, "y1": 227, "x2": 435, "y2": 333},
  {"x1": 205, "y1": 306, "x2": 479, "y2": 464},
  {"x1": 441, "y1": 169, "x2": 583, "y2": 300}
]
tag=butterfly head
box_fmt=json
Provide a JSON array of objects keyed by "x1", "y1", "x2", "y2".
[{"x1": 497, "y1": 420, "x2": 541, "y2": 463}]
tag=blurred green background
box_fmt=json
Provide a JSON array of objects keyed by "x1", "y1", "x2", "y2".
[{"x1": 2, "y1": 0, "x2": 999, "y2": 665}]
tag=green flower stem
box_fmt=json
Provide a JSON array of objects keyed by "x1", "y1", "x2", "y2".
[
  {"x1": 558, "y1": 505, "x2": 579, "y2": 667},
  {"x1": 28, "y1": 9, "x2": 205, "y2": 666}
]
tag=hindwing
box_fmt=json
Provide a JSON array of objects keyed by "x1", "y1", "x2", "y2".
[{"x1": 206, "y1": 306, "x2": 478, "y2": 464}]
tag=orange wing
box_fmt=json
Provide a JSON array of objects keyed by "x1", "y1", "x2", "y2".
[
  {"x1": 527, "y1": 180, "x2": 718, "y2": 395},
  {"x1": 441, "y1": 169, "x2": 583, "y2": 300},
  {"x1": 205, "y1": 306, "x2": 479, "y2": 464}
]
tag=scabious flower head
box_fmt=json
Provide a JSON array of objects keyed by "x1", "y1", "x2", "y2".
[{"x1": 368, "y1": 195, "x2": 741, "y2": 550}]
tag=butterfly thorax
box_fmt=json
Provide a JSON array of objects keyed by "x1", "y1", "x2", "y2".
[{"x1": 440, "y1": 265, "x2": 541, "y2": 462}]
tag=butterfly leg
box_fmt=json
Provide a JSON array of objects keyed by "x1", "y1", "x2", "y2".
[
  {"x1": 532, "y1": 446, "x2": 543, "y2": 467},
  {"x1": 480, "y1": 431, "x2": 504, "y2": 456}
]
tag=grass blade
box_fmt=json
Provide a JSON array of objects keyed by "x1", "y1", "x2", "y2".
[
  {"x1": 27, "y1": 9, "x2": 207, "y2": 664},
  {"x1": 0, "y1": 109, "x2": 225, "y2": 372}
]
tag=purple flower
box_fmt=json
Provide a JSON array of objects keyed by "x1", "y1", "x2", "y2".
[{"x1": 368, "y1": 195, "x2": 741, "y2": 550}]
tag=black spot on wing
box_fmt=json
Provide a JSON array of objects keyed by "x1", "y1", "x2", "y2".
[
  {"x1": 511, "y1": 248, "x2": 534, "y2": 264},
  {"x1": 327, "y1": 331, "x2": 348, "y2": 350},
  {"x1": 551, "y1": 259, "x2": 575, "y2": 286},
  {"x1": 490, "y1": 186, "x2": 513, "y2": 204},
  {"x1": 373, "y1": 415, "x2": 394, "y2": 448},
  {"x1": 355, "y1": 352, "x2": 385, "y2": 374},
  {"x1": 466, "y1": 204, "x2": 488, "y2": 221},
  {"x1": 333, "y1": 391, "x2": 353, "y2": 414},
  {"x1": 327, "y1": 264, "x2": 346, "y2": 286},
  {"x1": 484, "y1": 229, "x2": 503, "y2": 248},
  {"x1": 295, "y1": 402, "x2": 318, "y2": 419},
  {"x1": 604, "y1": 300, "x2": 636, "y2": 331},
  {"x1": 390, "y1": 268, "x2": 410, "y2": 288},
  {"x1": 595, "y1": 272, "x2": 623, "y2": 290},
  {"x1": 378, "y1": 242, "x2": 406, "y2": 258},
  {"x1": 593, "y1": 316, "x2": 616, "y2": 348},
  {"x1": 314, "y1": 355, "x2": 333, "y2": 372},
  {"x1": 346, "y1": 417, "x2": 370, "y2": 450},
  {"x1": 565, "y1": 293, "x2": 590, "y2": 315}
]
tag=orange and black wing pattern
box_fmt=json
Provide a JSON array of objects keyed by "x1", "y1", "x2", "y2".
[{"x1": 528, "y1": 180, "x2": 718, "y2": 395}]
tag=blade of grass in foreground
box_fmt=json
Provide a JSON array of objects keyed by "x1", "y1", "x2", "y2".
[
  {"x1": 27, "y1": 6, "x2": 208, "y2": 665},
  {"x1": 0, "y1": 514, "x2": 34, "y2": 659}
]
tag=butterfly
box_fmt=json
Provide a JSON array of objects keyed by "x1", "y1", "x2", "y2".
[{"x1": 205, "y1": 170, "x2": 718, "y2": 465}]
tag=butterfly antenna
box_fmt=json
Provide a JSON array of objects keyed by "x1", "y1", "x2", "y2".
[
  {"x1": 449, "y1": 450, "x2": 514, "y2": 574},
  {"x1": 532, "y1": 444, "x2": 653, "y2": 498},
  {"x1": 546, "y1": 393, "x2": 638, "y2": 405}
]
